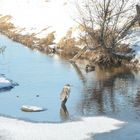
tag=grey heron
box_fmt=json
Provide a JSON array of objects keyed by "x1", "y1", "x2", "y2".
[{"x1": 60, "y1": 84, "x2": 71, "y2": 105}]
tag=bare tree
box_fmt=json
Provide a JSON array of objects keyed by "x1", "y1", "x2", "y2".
[
  {"x1": 74, "y1": 0, "x2": 138, "y2": 65},
  {"x1": 75, "y1": 0, "x2": 137, "y2": 49}
]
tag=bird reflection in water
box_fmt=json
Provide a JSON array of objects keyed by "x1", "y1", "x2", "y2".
[{"x1": 60, "y1": 103, "x2": 69, "y2": 121}]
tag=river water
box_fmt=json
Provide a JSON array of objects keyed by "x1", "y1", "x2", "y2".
[{"x1": 0, "y1": 34, "x2": 140, "y2": 123}]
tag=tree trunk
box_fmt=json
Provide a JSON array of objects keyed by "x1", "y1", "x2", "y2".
[{"x1": 136, "y1": 5, "x2": 140, "y2": 26}]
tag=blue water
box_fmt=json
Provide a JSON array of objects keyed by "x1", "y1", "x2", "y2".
[
  {"x1": 0, "y1": 34, "x2": 85, "y2": 122},
  {"x1": 0, "y1": 34, "x2": 140, "y2": 123}
]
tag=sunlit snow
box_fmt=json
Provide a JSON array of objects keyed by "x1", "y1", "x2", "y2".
[{"x1": 0, "y1": 0, "x2": 76, "y2": 41}]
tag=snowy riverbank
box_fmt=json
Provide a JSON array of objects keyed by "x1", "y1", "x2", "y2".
[
  {"x1": 0, "y1": 116, "x2": 124, "y2": 140},
  {"x1": 122, "y1": 27, "x2": 140, "y2": 68},
  {"x1": 1, "y1": 0, "x2": 140, "y2": 66},
  {"x1": 0, "y1": 0, "x2": 76, "y2": 42}
]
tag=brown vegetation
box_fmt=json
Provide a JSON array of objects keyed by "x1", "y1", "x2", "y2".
[
  {"x1": 0, "y1": 15, "x2": 56, "y2": 54},
  {"x1": 57, "y1": 28, "x2": 80, "y2": 57},
  {"x1": 57, "y1": 37, "x2": 80, "y2": 57}
]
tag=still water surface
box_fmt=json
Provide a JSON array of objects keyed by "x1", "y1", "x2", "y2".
[{"x1": 0, "y1": 34, "x2": 140, "y2": 123}]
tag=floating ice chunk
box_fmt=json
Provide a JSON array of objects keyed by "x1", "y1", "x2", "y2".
[
  {"x1": 0, "y1": 75, "x2": 18, "y2": 92},
  {"x1": 21, "y1": 105, "x2": 46, "y2": 112}
]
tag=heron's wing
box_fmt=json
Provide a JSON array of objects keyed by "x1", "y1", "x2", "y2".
[
  {"x1": 60, "y1": 88, "x2": 66, "y2": 101},
  {"x1": 66, "y1": 89, "x2": 70, "y2": 98},
  {"x1": 60, "y1": 88, "x2": 71, "y2": 101}
]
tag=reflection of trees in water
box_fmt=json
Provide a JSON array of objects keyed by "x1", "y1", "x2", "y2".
[
  {"x1": 135, "y1": 91, "x2": 140, "y2": 107},
  {"x1": 79, "y1": 67, "x2": 138, "y2": 115},
  {"x1": 71, "y1": 62, "x2": 87, "y2": 84}
]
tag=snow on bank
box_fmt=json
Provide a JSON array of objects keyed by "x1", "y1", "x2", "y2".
[
  {"x1": 0, "y1": 116, "x2": 124, "y2": 140},
  {"x1": 0, "y1": 0, "x2": 76, "y2": 42},
  {"x1": 0, "y1": 75, "x2": 18, "y2": 91},
  {"x1": 122, "y1": 27, "x2": 140, "y2": 66}
]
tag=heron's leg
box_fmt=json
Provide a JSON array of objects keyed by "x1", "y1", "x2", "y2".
[{"x1": 61, "y1": 98, "x2": 67, "y2": 106}]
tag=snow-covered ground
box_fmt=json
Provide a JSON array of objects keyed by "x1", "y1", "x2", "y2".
[
  {"x1": 0, "y1": 116, "x2": 124, "y2": 140},
  {"x1": 0, "y1": 0, "x2": 77, "y2": 42},
  {"x1": 0, "y1": 0, "x2": 139, "y2": 44},
  {"x1": 122, "y1": 27, "x2": 140, "y2": 67}
]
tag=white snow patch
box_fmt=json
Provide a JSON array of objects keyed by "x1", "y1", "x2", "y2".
[
  {"x1": 0, "y1": 76, "x2": 12, "y2": 89},
  {"x1": 0, "y1": 0, "x2": 139, "y2": 43},
  {"x1": 0, "y1": 75, "x2": 18, "y2": 90},
  {"x1": 0, "y1": 0, "x2": 77, "y2": 42},
  {"x1": 0, "y1": 116, "x2": 124, "y2": 140},
  {"x1": 121, "y1": 27, "x2": 140, "y2": 65},
  {"x1": 0, "y1": 77, "x2": 11, "y2": 84}
]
